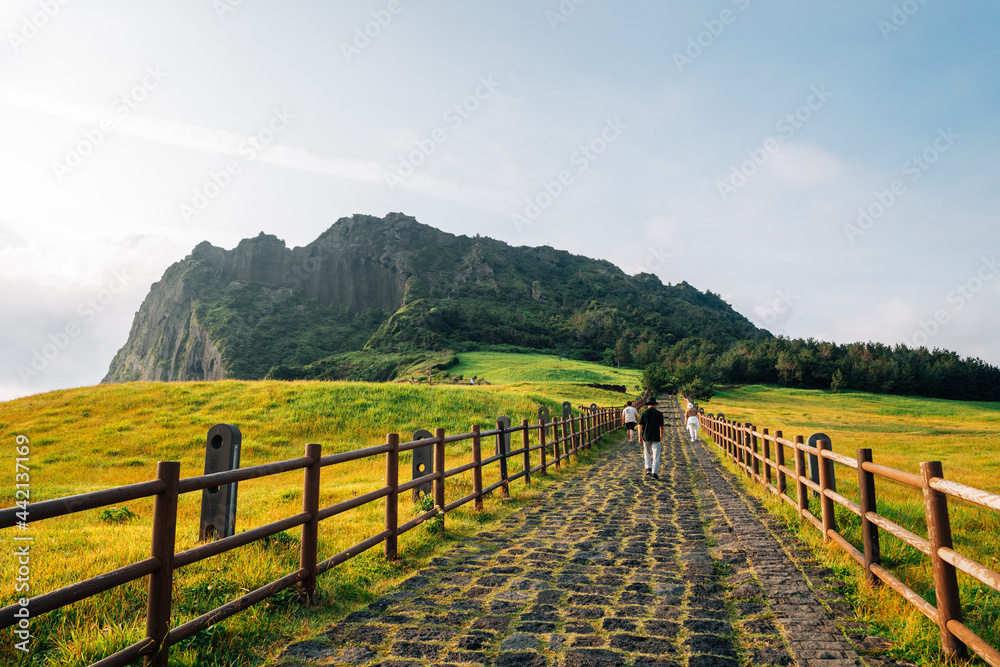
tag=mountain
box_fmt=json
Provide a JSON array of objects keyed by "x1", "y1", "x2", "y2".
[{"x1": 103, "y1": 213, "x2": 767, "y2": 383}]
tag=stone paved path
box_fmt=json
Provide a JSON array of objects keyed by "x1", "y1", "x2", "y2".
[{"x1": 274, "y1": 401, "x2": 905, "y2": 667}]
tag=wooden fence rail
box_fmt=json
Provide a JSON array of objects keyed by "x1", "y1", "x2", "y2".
[
  {"x1": 1, "y1": 404, "x2": 623, "y2": 666},
  {"x1": 694, "y1": 404, "x2": 1000, "y2": 666}
]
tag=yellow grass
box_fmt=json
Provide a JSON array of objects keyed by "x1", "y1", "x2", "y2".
[
  {"x1": 696, "y1": 386, "x2": 1000, "y2": 666},
  {"x1": 0, "y1": 377, "x2": 617, "y2": 665}
]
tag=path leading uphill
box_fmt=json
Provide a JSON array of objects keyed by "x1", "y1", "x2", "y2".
[{"x1": 272, "y1": 402, "x2": 908, "y2": 667}]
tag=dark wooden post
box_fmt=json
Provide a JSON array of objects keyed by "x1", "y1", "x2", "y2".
[
  {"x1": 496, "y1": 420, "x2": 510, "y2": 497},
  {"x1": 539, "y1": 418, "x2": 548, "y2": 475},
  {"x1": 577, "y1": 414, "x2": 583, "y2": 454},
  {"x1": 794, "y1": 435, "x2": 808, "y2": 520},
  {"x1": 521, "y1": 419, "x2": 531, "y2": 485},
  {"x1": 434, "y1": 428, "x2": 446, "y2": 528},
  {"x1": 921, "y1": 461, "x2": 966, "y2": 660},
  {"x1": 818, "y1": 439, "x2": 836, "y2": 542},
  {"x1": 563, "y1": 417, "x2": 570, "y2": 460},
  {"x1": 775, "y1": 430, "x2": 786, "y2": 497},
  {"x1": 739, "y1": 424, "x2": 749, "y2": 476},
  {"x1": 762, "y1": 428, "x2": 771, "y2": 488},
  {"x1": 385, "y1": 434, "x2": 399, "y2": 557},
  {"x1": 299, "y1": 443, "x2": 321, "y2": 600},
  {"x1": 731, "y1": 422, "x2": 743, "y2": 468},
  {"x1": 145, "y1": 461, "x2": 180, "y2": 667},
  {"x1": 472, "y1": 425, "x2": 483, "y2": 511},
  {"x1": 548, "y1": 417, "x2": 557, "y2": 470},
  {"x1": 750, "y1": 424, "x2": 760, "y2": 480},
  {"x1": 857, "y1": 449, "x2": 880, "y2": 586},
  {"x1": 736, "y1": 422, "x2": 744, "y2": 467}
]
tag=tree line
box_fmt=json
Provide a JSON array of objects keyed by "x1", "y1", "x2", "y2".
[{"x1": 640, "y1": 336, "x2": 1000, "y2": 402}]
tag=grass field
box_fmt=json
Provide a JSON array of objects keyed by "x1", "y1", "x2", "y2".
[
  {"x1": 447, "y1": 351, "x2": 643, "y2": 406},
  {"x1": 0, "y1": 356, "x2": 631, "y2": 666},
  {"x1": 697, "y1": 386, "x2": 1000, "y2": 666}
]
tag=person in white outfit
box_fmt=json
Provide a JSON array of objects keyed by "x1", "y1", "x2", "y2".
[
  {"x1": 622, "y1": 401, "x2": 638, "y2": 443},
  {"x1": 684, "y1": 402, "x2": 700, "y2": 442}
]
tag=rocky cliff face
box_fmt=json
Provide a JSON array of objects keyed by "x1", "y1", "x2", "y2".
[
  {"x1": 104, "y1": 212, "x2": 767, "y2": 383},
  {"x1": 104, "y1": 213, "x2": 420, "y2": 382},
  {"x1": 103, "y1": 261, "x2": 226, "y2": 382}
]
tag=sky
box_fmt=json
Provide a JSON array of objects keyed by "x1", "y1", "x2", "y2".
[{"x1": 1, "y1": 0, "x2": 998, "y2": 402}]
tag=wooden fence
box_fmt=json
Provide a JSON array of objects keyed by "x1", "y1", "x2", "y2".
[
  {"x1": 695, "y1": 407, "x2": 1000, "y2": 666},
  {"x1": 0, "y1": 405, "x2": 622, "y2": 666}
]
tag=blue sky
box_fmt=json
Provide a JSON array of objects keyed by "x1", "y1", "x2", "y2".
[{"x1": 1, "y1": 0, "x2": 998, "y2": 401}]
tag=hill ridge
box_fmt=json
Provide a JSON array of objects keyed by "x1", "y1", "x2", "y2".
[{"x1": 103, "y1": 213, "x2": 765, "y2": 383}]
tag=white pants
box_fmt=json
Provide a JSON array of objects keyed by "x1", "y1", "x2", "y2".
[
  {"x1": 642, "y1": 440, "x2": 661, "y2": 474},
  {"x1": 686, "y1": 417, "x2": 700, "y2": 441}
]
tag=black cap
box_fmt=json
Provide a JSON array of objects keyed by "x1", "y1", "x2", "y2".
[{"x1": 646, "y1": 397, "x2": 657, "y2": 405}]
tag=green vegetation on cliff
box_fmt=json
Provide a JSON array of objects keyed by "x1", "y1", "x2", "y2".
[{"x1": 103, "y1": 213, "x2": 765, "y2": 385}]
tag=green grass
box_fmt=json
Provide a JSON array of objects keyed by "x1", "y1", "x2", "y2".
[
  {"x1": 0, "y1": 367, "x2": 622, "y2": 665},
  {"x1": 448, "y1": 351, "x2": 643, "y2": 405},
  {"x1": 697, "y1": 386, "x2": 1000, "y2": 666}
]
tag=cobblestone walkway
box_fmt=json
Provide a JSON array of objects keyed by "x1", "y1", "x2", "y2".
[{"x1": 273, "y1": 402, "x2": 903, "y2": 667}]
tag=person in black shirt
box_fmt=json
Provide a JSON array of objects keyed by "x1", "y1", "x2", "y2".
[{"x1": 638, "y1": 396, "x2": 664, "y2": 479}]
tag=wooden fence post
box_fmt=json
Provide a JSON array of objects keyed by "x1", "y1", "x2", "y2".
[
  {"x1": 818, "y1": 439, "x2": 836, "y2": 542},
  {"x1": 741, "y1": 425, "x2": 750, "y2": 477},
  {"x1": 496, "y1": 420, "x2": 510, "y2": 498},
  {"x1": 522, "y1": 419, "x2": 531, "y2": 485},
  {"x1": 539, "y1": 418, "x2": 548, "y2": 475},
  {"x1": 577, "y1": 414, "x2": 583, "y2": 454},
  {"x1": 550, "y1": 417, "x2": 558, "y2": 470},
  {"x1": 434, "y1": 428, "x2": 446, "y2": 528},
  {"x1": 299, "y1": 443, "x2": 321, "y2": 600},
  {"x1": 762, "y1": 428, "x2": 771, "y2": 488},
  {"x1": 472, "y1": 425, "x2": 483, "y2": 511},
  {"x1": 775, "y1": 430, "x2": 786, "y2": 498},
  {"x1": 145, "y1": 461, "x2": 180, "y2": 667},
  {"x1": 794, "y1": 435, "x2": 808, "y2": 520},
  {"x1": 732, "y1": 422, "x2": 739, "y2": 465},
  {"x1": 563, "y1": 417, "x2": 571, "y2": 461},
  {"x1": 385, "y1": 434, "x2": 399, "y2": 558},
  {"x1": 750, "y1": 424, "x2": 760, "y2": 480},
  {"x1": 921, "y1": 461, "x2": 966, "y2": 660},
  {"x1": 857, "y1": 448, "x2": 880, "y2": 586}
]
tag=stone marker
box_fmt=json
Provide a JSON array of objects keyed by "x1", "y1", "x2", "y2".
[
  {"x1": 200, "y1": 423, "x2": 241, "y2": 541},
  {"x1": 412, "y1": 429, "x2": 433, "y2": 500}
]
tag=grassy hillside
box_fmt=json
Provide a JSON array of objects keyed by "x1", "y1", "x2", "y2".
[
  {"x1": 699, "y1": 386, "x2": 1000, "y2": 665},
  {"x1": 0, "y1": 378, "x2": 613, "y2": 666},
  {"x1": 446, "y1": 351, "x2": 644, "y2": 406}
]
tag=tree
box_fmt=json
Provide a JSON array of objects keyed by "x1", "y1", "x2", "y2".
[
  {"x1": 642, "y1": 363, "x2": 671, "y2": 393},
  {"x1": 681, "y1": 376, "x2": 715, "y2": 402},
  {"x1": 830, "y1": 368, "x2": 844, "y2": 393}
]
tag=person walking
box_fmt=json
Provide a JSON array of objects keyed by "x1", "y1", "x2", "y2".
[
  {"x1": 638, "y1": 396, "x2": 664, "y2": 479},
  {"x1": 685, "y1": 402, "x2": 700, "y2": 442},
  {"x1": 622, "y1": 400, "x2": 638, "y2": 443}
]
